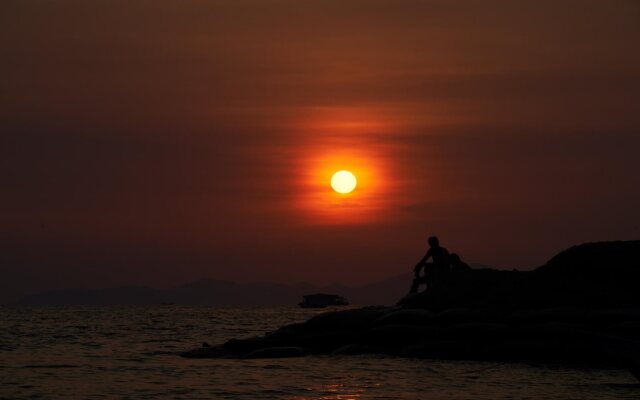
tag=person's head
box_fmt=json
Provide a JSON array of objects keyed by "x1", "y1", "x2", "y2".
[
  {"x1": 428, "y1": 236, "x2": 440, "y2": 248},
  {"x1": 450, "y1": 253, "x2": 461, "y2": 264}
]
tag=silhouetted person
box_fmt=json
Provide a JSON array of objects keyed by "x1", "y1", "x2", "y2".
[
  {"x1": 410, "y1": 236, "x2": 451, "y2": 293},
  {"x1": 450, "y1": 253, "x2": 472, "y2": 273}
]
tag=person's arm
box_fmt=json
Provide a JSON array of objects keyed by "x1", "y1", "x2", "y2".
[{"x1": 414, "y1": 249, "x2": 432, "y2": 275}]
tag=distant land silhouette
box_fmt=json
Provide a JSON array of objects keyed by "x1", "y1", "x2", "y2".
[{"x1": 15, "y1": 265, "x2": 492, "y2": 306}]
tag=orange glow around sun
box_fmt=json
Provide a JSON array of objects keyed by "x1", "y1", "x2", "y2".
[
  {"x1": 292, "y1": 107, "x2": 397, "y2": 225},
  {"x1": 302, "y1": 150, "x2": 383, "y2": 223}
]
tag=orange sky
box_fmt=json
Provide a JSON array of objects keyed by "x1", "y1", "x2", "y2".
[{"x1": 1, "y1": 0, "x2": 640, "y2": 301}]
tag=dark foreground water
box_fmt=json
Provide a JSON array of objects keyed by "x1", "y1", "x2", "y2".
[{"x1": 1, "y1": 306, "x2": 638, "y2": 399}]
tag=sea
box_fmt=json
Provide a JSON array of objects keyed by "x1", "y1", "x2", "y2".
[{"x1": 1, "y1": 305, "x2": 638, "y2": 399}]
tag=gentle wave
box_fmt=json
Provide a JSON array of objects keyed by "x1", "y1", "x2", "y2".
[{"x1": 0, "y1": 306, "x2": 638, "y2": 400}]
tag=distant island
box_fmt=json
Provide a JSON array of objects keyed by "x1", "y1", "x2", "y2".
[
  {"x1": 181, "y1": 240, "x2": 640, "y2": 373},
  {"x1": 15, "y1": 261, "x2": 494, "y2": 306},
  {"x1": 15, "y1": 271, "x2": 415, "y2": 306}
]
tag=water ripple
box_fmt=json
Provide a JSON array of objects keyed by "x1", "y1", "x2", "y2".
[{"x1": 0, "y1": 305, "x2": 638, "y2": 400}]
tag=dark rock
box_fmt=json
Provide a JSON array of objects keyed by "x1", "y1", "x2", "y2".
[
  {"x1": 299, "y1": 293, "x2": 349, "y2": 308},
  {"x1": 305, "y1": 306, "x2": 390, "y2": 331},
  {"x1": 180, "y1": 345, "x2": 230, "y2": 359},
  {"x1": 400, "y1": 240, "x2": 640, "y2": 311},
  {"x1": 586, "y1": 308, "x2": 640, "y2": 326},
  {"x1": 510, "y1": 322, "x2": 594, "y2": 347},
  {"x1": 603, "y1": 321, "x2": 640, "y2": 339},
  {"x1": 442, "y1": 322, "x2": 511, "y2": 342},
  {"x1": 363, "y1": 324, "x2": 440, "y2": 347},
  {"x1": 524, "y1": 241, "x2": 640, "y2": 309},
  {"x1": 295, "y1": 330, "x2": 359, "y2": 353},
  {"x1": 507, "y1": 307, "x2": 588, "y2": 326},
  {"x1": 486, "y1": 340, "x2": 605, "y2": 364},
  {"x1": 435, "y1": 308, "x2": 504, "y2": 325},
  {"x1": 223, "y1": 337, "x2": 282, "y2": 356},
  {"x1": 243, "y1": 347, "x2": 306, "y2": 359},
  {"x1": 401, "y1": 341, "x2": 475, "y2": 359},
  {"x1": 181, "y1": 241, "x2": 640, "y2": 365},
  {"x1": 373, "y1": 308, "x2": 435, "y2": 327},
  {"x1": 266, "y1": 323, "x2": 311, "y2": 341}
]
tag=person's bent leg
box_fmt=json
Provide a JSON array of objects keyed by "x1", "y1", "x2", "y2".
[{"x1": 410, "y1": 278, "x2": 420, "y2": 293}]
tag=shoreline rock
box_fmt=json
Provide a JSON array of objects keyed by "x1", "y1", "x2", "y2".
[
  {"x1": 180, "y1": 241, "x2": 640, "y2": 369},
  {"x1": 180, "y1": 304, "x2": 640, "y2": 366}
]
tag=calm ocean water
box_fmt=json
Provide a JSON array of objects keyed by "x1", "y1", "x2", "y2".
[{"x1": 1, "y1": 305, "x2": 638, "y2": 399}]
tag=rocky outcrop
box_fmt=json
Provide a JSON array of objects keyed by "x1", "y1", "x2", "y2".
[
  {"x1": 299, "y1": 293, "x2": 349, "y2": 308},
  {"x1": 180, "y1": 241, "x2": 640, "y2": 367},
  {"x1": 398, "y1": 240, "x2": 640, "y2": 311}
]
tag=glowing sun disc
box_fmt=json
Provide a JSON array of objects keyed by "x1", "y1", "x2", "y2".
[{"x1": 331, "y1": 170, "x2": 357, "y2": 194}]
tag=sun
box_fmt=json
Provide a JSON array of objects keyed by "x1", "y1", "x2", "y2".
[{"x1": 331, "y1": 170, "x2": 357, "y2": 194}]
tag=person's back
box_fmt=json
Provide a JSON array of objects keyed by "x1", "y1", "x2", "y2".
[
  {"x1": 430, "y1": 245, "x2": 450, "y2": 271},
  {"x1": 410, "y1": 235, "x2": 451, "y2": 293},
  {"x1": 427, "y1": 236, "x2": 450, "y2": 275}
]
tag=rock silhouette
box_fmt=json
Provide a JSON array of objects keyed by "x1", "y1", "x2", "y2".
[
  {"x1": 299, "y1": 293, "x2": 349, "y2": 308},
  {"x1": 181, "y1": 241, "x2": 640, "y2": 372}
]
